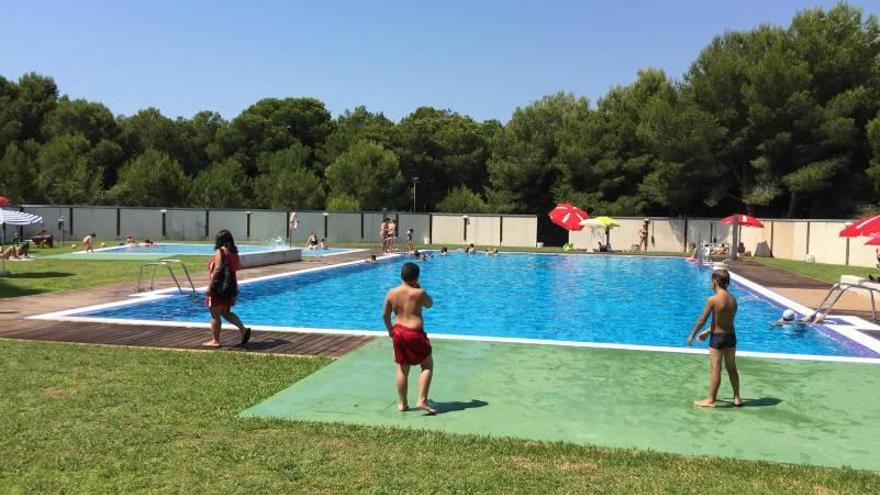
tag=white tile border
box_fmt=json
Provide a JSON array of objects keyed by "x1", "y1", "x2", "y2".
[
  {"x1": 27, "y1": 253, "x2": 880, "y2": 364},
  {"x1": 302, "y1": 248, "x2": 368, "y2": 257},
  {"x1": 67, "y1": 242, "x2": 366, "y2": 257},
  {"x1": 728, "y1": 270, "x2": 880, "y2": 357}
]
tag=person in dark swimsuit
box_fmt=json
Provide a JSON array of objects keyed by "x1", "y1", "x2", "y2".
[
  {"x1": 306, "y1": 231, "x2": 318, "y2": 250},
  {"x1": 687, "y1": 269, "x2": 742, "y2": 408}
]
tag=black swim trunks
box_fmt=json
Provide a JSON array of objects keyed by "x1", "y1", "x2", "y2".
[{"x1": 709, "y1": 332, "x2": 737, "y2": 350}]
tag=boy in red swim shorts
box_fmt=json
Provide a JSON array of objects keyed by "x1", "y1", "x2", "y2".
[{"x1": 383, "y1": 262, "x2": 436, "y2": 415}]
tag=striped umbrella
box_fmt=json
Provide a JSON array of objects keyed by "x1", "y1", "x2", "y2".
[
  {"x1": 0, "y1": 209, "x2": 43, "y2": 226},
  {"x1": 0, "y1": 209, "x2": 42, "y2": 276}
]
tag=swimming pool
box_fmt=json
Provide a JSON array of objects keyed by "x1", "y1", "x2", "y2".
[
  {"x1": 89, "y1": 243, "x2": 355, "y2": 256},
  {"x1": 51, "y1": 253, "x2": 880, "y2": 360}
]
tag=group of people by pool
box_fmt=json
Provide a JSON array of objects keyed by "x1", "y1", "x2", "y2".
[
  {"x1": 78, "y1": 233, "x2": 155, "y2": 253},
  {"x1": 198, "y1": 227, "x2": 847, "y2": 413}
]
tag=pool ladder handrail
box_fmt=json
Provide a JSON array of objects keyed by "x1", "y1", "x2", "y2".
[
  {"x1": 136, "y1": 259, "x2": 196, "y2": 296},
  {"x1": 812, "y1": 281, "x2": 878, "y2": 321}
]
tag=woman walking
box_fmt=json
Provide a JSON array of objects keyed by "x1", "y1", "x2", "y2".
[{"x1": 203, "y1": 229, "x2": 251, "y2": 347}]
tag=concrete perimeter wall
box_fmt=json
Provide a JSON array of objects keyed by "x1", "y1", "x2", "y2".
[
  {"x1": 14, "y1": 205, "x2": 872, "y2": 267},
  {"x1": 14, "y1": 206, "x2": 538, "y2": 249},
  {"x1": 568, "y1": 217, "x2": 877, "y2": 268}
]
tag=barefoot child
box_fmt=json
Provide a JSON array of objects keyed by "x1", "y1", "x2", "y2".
[
  {"x1": 687, "y1": 269, "x2": 742, "y2": 408},
  {"x1": 383, "y1": 262, "x2": 436, "y2": 415}
]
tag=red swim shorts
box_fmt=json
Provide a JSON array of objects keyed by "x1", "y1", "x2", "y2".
[{"x1": 392, "y1": 324, "x2": 432, "y2": 365}]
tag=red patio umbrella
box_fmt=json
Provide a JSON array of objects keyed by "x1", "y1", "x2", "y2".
[
  {"x1": 720, "y1": 214, "x2": 764, "y2": 228},
  {"x1": 549, "y1": 203, "x2": 589, "y2": 231},
  {"x1": 840, "y1": 215, "x2": 880, "y2": 238},
  {"x1": 0, "y1": 196, "x2": 11, "y2": 207}
]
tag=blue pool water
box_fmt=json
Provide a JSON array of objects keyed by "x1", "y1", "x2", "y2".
[
  {"x1": 95, "y1": 243, "x2": 351, "y2": 256},
  {"x1": 79, "y1": 254, "x2": 875, "y2": 357}
]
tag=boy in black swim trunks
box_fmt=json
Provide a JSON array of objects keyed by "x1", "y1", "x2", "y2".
[{"x1": 687, "y1": 269, "x2": 742, "y2": 408}]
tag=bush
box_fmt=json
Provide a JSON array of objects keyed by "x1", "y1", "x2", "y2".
[{"x1": 437, "y1": 186, "x2": 488, "y2": 213}]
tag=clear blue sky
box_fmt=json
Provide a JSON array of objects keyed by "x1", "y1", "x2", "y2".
[{"x1": 2, "y1": 0, "x2": 876, "y2": 122}]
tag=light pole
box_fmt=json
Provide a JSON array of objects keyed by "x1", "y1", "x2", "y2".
[{"x1": 412, "y1": 177, "x2": 419, "y2": 212}]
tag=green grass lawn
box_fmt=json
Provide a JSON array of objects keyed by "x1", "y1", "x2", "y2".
[
  {"x1": 0, "y1": 244, "x2": 211, "y2": 298},
  {"x1": 1, "y1": 339, "x2": 876, "y2": 494},
  {"x1": 753, "y1": 257, "x2": 875, "y2": 284}
]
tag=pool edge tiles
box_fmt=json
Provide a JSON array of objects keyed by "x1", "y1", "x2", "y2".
[
  {"x1": 729, "y1": 270, "x2": 880, "y2": 359},
  {"x1": 28, "y1": 254, "x2": 880, "y2": 364}
]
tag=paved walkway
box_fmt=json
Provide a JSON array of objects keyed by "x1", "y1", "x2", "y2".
[{"x1": 242, "y1": 339, "x2": 880, "y2": 470}]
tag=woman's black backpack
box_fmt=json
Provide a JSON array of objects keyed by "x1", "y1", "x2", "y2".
[{"x1": 210, "y1": 249, "x2": 238, "y2": 300}]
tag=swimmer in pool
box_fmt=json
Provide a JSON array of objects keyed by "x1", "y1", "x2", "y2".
[
  {"x1": 687, "y1": 269, "x2": 742, "y2": 408},
  {"x1": 771, "y1": 309, "x2": 821, "y2": 326}
]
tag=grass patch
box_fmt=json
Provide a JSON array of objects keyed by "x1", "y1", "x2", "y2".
[
  {"x1": 0, "y1": 245, "x2": 210, "y2": 298},
  {"x1": 1, "y1": 339, "x2": 877, "y2": 494},
  {"x1": 753, "y1": 257, "x2": 875, "y2": 285}
]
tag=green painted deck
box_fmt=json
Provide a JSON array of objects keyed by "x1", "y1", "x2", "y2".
[{"x1": 242, "y1": 339, "x2": 880, "y2": 470}]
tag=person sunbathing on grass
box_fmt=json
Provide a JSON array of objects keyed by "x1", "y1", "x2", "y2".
[
  {"x1": 382, "y1": 262, "x2": 436, "y2": 415},
  {"x1": 0, "y1": 243, "x2": 28, "y2": 259},
  {"x1": 687, "y1": 269, "x2": 742, "y2": 408}
]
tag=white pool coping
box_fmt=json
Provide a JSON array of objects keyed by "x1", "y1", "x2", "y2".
[{"x1": 28, "y1": 253, "x2": 880, "y2": 364}]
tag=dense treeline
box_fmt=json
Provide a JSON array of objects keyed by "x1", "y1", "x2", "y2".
[{"x1": 2, "y1": 3, "x2": 880, "y2": 218}]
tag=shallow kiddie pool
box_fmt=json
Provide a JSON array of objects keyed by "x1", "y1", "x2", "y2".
[{"x1": 88, "y1": 243, "x2": 357, "y2": 257}]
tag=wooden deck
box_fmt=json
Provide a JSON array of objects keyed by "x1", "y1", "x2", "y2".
[
  {"x1": 0, "y1": 319, "x2": 372, "y2": 357},
  {"x1": 0, "y1": 249, "x2": 379, "y2": 357}
]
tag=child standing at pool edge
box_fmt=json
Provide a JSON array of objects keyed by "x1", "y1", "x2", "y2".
[
  {"x1": 383, "y1": 262, "x2": 436, "y2": 415},
  {"x1": 687, "y1": 269, "x2": 742, "y2": 408}
]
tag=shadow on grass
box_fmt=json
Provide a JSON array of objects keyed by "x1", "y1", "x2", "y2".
[
  {"x1": 432, "y1": 399, "x2": 489, "y2": 415},
  {"x1": 0, "y1": 278, "x2": 50, "y2": 298},
  {"x1": 8, "y1": 272, "x2": 75, "y2": 279}
]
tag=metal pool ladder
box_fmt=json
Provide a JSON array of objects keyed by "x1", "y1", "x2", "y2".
[
  {"x1": 136, "y1": 259, "x2": 196, "y2": 296},
  {"x1": 812, "y1": 279, "x2": 878, "y2": 321}
]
